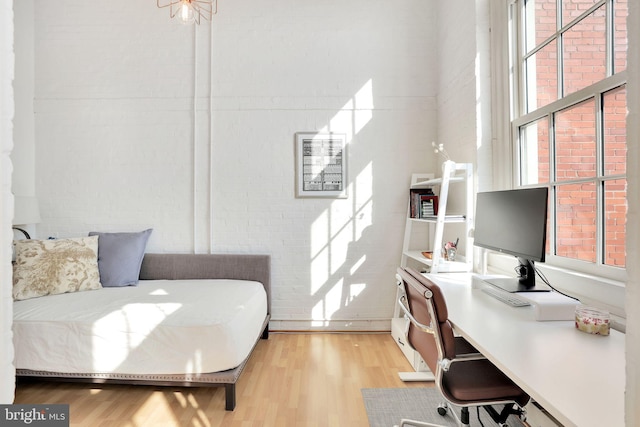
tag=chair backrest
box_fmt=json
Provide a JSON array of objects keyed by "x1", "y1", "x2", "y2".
[
  {"x1": 398, "y1": 267, "x2": 457, "y2": 373},
  {"x1": 399, "y1": 267, "x2": 531, "y2": 421}
]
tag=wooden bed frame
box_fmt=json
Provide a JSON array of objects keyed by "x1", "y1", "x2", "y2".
[{"x1": 16, "y1": 253, "x2": 271, "y2": 411}]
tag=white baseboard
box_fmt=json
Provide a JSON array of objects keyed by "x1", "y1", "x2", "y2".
[{"x1": 269, "y1": 319, "x2": 391, "y2": 332}]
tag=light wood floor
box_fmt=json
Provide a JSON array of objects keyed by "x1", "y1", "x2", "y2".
[{"x1": 14, "y1": 332, "x2": 433, "y2": 427}]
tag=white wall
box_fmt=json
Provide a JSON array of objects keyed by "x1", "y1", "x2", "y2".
[
  {"x1": 11, "y1": 0, "x2": 34, "y2": 200},
  {"x1": 0, "y1": 0, "x2": 15, "y2": 404},
  {"x1": 625, "y1": 1, "x2": 640, "y2": 424},
  {"x1": 435, "y1": 1, "x2": 483, "y2": 166},
  {"x1": 434, "y1": 0, "x2": 492, "y2": 187},
  {"x1": 432, "y1": 1, "x2": 488, "y2": 255},
  {"x1": 26, "y1": 0, "x2": 438, "y2": 330}
]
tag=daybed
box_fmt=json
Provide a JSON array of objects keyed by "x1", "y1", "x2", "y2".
[{"x1": 13, "y1": 253, "x2": 271, "y2": 410}]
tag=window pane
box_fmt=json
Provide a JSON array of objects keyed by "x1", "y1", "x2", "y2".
[
  {"x1": 614, "y1": 0, "x2": 628, "y2": 73},
  {"x1": 513, "y1": 0, "x2": 627, "y2": 272},
  {"x1": 604, "y1": 179, "x2": 626, "y2": 267},
  {"x1": 603, "y1": 85, "x2": 627, "y2": 176},
  {"x1": 562, "y1": 5, "x2": 607, "y2": 96},
  {"x1": 525, "y1": 0, "x2": 557, "y2": 53},
  {"x1": 555, "y1": 99, "x2": 596, "y2": 181},
  {"x1": 520, "y1": 117, "x2": 550, "y2": 185},
  {"x1": 525, "y1": 41, "x2": 558, "y2": 112},
  {"x1": 562, "y1": 0, "x2": 598, "y2": 26},
  {"x1": 555, "y1": 183, "x2": 596, "y2": 262}
]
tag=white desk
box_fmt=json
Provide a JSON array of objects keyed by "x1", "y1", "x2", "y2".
[{"x1": 424, "y1": 273, "x2": 625, "y2": 427}]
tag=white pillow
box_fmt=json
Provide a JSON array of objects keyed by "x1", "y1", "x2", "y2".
[{"x1": 13, "y1": 236, "x2": 102, "y2": 301}]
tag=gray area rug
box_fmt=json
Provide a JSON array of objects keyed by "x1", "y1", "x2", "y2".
[{"x1": 361, "y1": 388, "x2": 523, "y2": 427}]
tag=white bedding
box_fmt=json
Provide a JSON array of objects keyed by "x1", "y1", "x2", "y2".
[{"x1": 13, "y1": 279, "x2": 268, "y2": 375}]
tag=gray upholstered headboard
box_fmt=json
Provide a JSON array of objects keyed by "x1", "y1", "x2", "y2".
[{"x1": 139, "y1": 253, "x2": 271, "y2": 315}]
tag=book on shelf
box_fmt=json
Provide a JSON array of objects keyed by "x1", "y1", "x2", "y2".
[
  {"x1": 420, "y1": 195, "x2": 437, "y2": 217},
  {"x1": 421, "y1": 214, "x2": 466, "y2": 220},
  {"x1": 409, "y1": 189, "x2": 438, "y2": 219}
]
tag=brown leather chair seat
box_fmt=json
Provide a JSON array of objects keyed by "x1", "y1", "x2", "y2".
[{"x1": 443, "y1": 359, "x2": 530, "y2": 407}]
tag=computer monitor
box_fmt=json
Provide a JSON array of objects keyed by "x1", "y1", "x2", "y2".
[{"x1": 474, "y1": 187, "x2": 549, "y2": 292}]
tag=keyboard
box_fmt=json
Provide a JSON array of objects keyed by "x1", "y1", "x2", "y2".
[{"x1": 481, "y1": 286, "x2": 531, "y2": 307}]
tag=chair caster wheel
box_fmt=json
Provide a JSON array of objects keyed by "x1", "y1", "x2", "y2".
[{"x1": 437, "y1": 403, "x2": 448, "y2": 416}]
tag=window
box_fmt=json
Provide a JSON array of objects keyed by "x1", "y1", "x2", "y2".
[{"x1": 510, "y1": 0, "x2": 627, "y2": 278}]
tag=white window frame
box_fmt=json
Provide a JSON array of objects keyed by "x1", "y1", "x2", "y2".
[
  {"x1": 488, "y1": 0, "x2": 627, "y2": 320},
  {"x1": 512, "y1": 75, "x2": 627, "y2": 282}
]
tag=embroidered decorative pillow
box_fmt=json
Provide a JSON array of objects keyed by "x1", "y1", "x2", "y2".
[
  {"x1": 88, "y1": 229, "x2": 152, "y2": 287},
  {"x1": 13, "y1": 236, "x2": 102, "y2": 301}
]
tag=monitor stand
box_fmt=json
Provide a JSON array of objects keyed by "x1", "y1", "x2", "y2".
[
  {"x1": 484, "y1": 258, "x2": 551, "y2": 293},
  {"x1": 484, "y1": 277, "x2": 550, "y2": 293}
]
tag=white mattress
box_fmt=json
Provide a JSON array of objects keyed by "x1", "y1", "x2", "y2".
[{"x1": 13, "y1": 279, "x2": 268, "y2": 375}]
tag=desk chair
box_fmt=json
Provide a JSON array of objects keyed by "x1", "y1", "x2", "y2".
[{"x1": 396, "y1": 267, "x2": 530, "y2": 427}]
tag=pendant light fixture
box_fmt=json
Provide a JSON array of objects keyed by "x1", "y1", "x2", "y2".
[{"x1": 157, "y1": 0, "x2": 216, "y2": 25}]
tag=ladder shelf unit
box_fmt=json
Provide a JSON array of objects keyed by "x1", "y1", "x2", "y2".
[
  {"x1": 400, "y1": 161, "x2": 474, "y2": 274},
  {"x1": 392, "y1": 161, "x2": 474, "y2": 380}
]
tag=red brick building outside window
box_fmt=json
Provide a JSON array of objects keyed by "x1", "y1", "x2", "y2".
[{"x1": 513, "y1": 0, "x2": 627, "y2": 269}]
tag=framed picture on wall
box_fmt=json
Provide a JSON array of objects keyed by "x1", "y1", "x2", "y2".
[{"x1": 295, "y1": 132, "x2": 348, "y2": 198}]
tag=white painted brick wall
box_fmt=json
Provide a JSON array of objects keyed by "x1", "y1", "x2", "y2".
[
  {"x1": 432, "y1": 1, "x2": 482, "y2": 254},
  {"x1": 435, "y1": 1, "x2": 482, "y2": 167},
  {"x1": 0, "y1": 0, "x2": 15, "y2": 404},
  {"x1": 25, "y1": 0, "x2": 438, "y2": 330}
]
